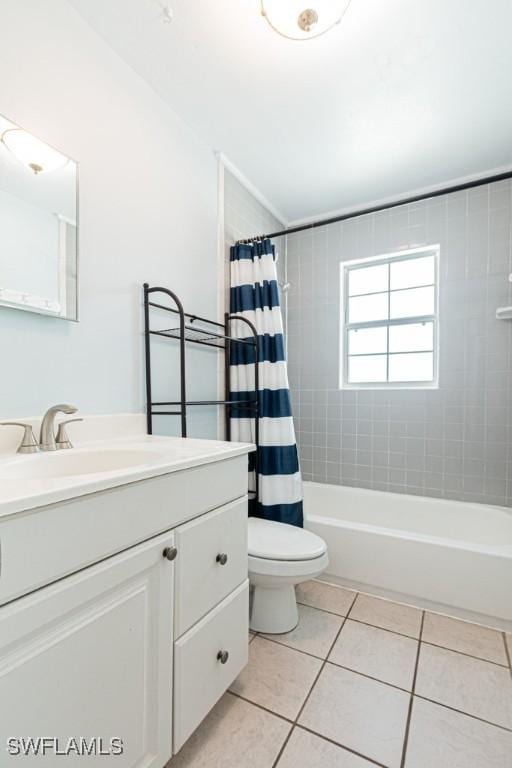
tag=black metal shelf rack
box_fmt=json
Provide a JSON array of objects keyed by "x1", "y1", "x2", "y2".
[{"x1": 143, "y1": 283, "x2": 260, "y2": 501}]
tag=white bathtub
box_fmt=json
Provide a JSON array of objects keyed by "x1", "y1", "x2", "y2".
[{"x1": 304, "y1": 481, "x2": 512, "y2": 630}]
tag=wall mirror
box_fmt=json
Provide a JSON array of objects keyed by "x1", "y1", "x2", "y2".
[{"x1": 0, "y1": 114, "x2": 78, "y2": 321}]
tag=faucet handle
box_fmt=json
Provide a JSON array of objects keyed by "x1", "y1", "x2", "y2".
[
  {"x1": 55, "y1": 418, "x2": 83, "y2": 450},
  {"x1": 0, "y1": 422, "x2": 39, "y2": 454}
]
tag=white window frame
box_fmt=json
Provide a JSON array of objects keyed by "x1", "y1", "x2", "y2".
[{"x1": 339, "y1": 245, "x2": 440, "y2": 390}]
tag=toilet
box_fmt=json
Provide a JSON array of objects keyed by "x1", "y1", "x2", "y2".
[{"x1": 248, "y1": 518, "x2": 329, "y2": 634}]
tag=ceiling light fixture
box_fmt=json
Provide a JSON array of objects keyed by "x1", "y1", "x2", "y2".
[
  {"x1": 1, "y1": 128, "x2": 68, "y2": 174},
  {"x1": 260, "y1": 0, "x2": 352, "y2": 41}
]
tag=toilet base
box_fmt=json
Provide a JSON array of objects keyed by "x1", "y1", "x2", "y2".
[{"x1": 250, "y1": 585, "x2": 298, "y2": 634}]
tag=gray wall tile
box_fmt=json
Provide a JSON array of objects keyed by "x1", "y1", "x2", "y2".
[{"x1": 286, "y1": 180, "x2": 512, "y2": 506}]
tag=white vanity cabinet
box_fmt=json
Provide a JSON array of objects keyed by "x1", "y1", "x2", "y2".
[
  {"x1": 0, "y1": 450, "x2": 250, "y2": 767},
  {"x1": 0, "y1": 531, "x2": 175, "y2": 767}
]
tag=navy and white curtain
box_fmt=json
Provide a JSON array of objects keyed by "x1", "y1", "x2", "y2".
[{"x1": 229, "y1": 238, "x2": 303, "y2": 527}]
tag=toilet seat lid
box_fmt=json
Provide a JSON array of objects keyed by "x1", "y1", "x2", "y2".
[{"x1": 248, "y1": 518, "x2": 327, "y2": 561}]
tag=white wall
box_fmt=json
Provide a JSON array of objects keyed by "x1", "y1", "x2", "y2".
[{"x1": 0, "y1": 0, "x2": 219, "y2": 436}]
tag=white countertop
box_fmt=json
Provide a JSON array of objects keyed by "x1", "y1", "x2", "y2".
[{"x1": 0, "y1": 434, "x2": 254, "y2": 519}]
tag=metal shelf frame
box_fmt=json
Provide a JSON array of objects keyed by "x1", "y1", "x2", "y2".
[{"x1": 143, "y1": 283, "x2": 260, "y2": 502}]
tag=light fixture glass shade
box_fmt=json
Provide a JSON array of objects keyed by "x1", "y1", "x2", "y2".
[
  {"x1": 1, "y1": 128, "x2": 69, "y2": 174},
  {"x1": 261, "y1": 0, "x2": 351, "y2": 40}
]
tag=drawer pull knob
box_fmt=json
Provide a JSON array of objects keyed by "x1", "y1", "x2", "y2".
[
  {"x1": 217, "y1": 650, "x2": 229, "y2": 664},
  {"x1": 163, "y1": 546, "x2": 178, "y2": 561},
  {"x1": 216, "y1": 553, "x2": 228, "y2": 566}
]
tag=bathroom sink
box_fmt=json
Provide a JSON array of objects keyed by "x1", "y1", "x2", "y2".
[
  {"x1": 0, "y1": 447, "x2": 164, "y2": 480},
  {"x1": 0, "y1": 434, "x2": 255, "y2": 518}
]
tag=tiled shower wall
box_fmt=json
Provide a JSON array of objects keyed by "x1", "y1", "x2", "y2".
[{"x1": 286, "y1": 180, "x2": 512, "y2": 506}]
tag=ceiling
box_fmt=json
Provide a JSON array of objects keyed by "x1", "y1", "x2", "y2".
[{"x1": 69, "y1": 0, "x2": 512, "y2": 223}]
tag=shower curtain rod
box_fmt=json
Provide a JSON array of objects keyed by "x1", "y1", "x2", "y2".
[{"x1": 236, "y1": 169, "x2": 512, "y2": 244}]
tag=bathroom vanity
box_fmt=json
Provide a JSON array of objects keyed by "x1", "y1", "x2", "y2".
[{"x1": 0, "y1": 430, "x2": 253, "y2": 766}]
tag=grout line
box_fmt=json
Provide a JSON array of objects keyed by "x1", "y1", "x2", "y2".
[
  {"x1": 228, "y1": 691, "x2": 293, "y2": 725},
  {"x1": 345, "y1": 591, "x2": 360, "y2": 620},
  {"x1": 232, "y1": 665, "x2": 512, "y2": 753},
  {"x1": 272, "y1": 592, "x2": 359, "y2": 768},
  {"x1": 245, "y1": 589, "x2": 512, "y2": 768},
  {"x1": 259, "y1": 633, "x2": 332, "y2": 662},
  {"x1": 236, "y1": 609, "x2": 356, "y2": 768},
  {"x1": 420, "y1": 639, "x2": 510, "y2": 669},
  {"x1": 256, "y1": 634, "x2": 414, "y2": 696},
  {"x1": 298, "y1": 616, "x2": 349, "y2": 718},
  {"x1": 413, "y1": 693, "x2": 512, "y2": 734},
  {"x1": 270, "y1": 726, "x2": 294, "y2": 768},
  {"x1": 297, "y1": 598, "x2": 348, "y2": 619},
  {"x1": 325, "y1": 660, "x2": 412, "y2": 694},
  {"x1": 270, "y1": 623, "x2": 346, "y2": 768},
  {"x1": 255, "y1": 607, "x2": 509, "y2": 691},
  {"x1": 300, "y1": 599, "x2": 509, "y2": 667},
  {"x1": 502, "y1": 631, "x2": 512, "y2": 682},
  {"x1": 295, "y1": 725, "x2": 389, "y2": 768},
  {"x1": 335, "y1": 614, "x2": 420, "y2": 641},
  {"x1": 502, "y1": 631, "x2": 512, "y2": 676},
  {"x1": 296, "y1": 598, "x2": 348, "y2": 618},
  {"x1": 400, "y1": 610, "x2": 425, "y2": 768},
  {"x1": 295, "y1": 599, "x2": 348, "y2": 619}
]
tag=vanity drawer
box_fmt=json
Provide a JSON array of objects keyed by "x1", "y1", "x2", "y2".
[
  {"x1": 173, "y1": 580, "x2": 249, "y2": 752},
  {"x1": 174, "y1": 497, "x2": 248, "y2": 637}
]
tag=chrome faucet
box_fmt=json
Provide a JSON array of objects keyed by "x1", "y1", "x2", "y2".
[{"x1": 39, "y1": 404, "x2": 78, "y2": 451}]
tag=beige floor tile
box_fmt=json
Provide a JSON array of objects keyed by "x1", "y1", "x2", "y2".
[
  {"x1": 329, "y1": 619, "x2": 418, "y2": 690},
  {"x1": 404, "y1": 697, "x2": 512, "y2": 768},
  {"x1": 230, "y1": 636, "x2": 322, "y2": 720},
  {"x1": 505, "y1": 633, "x2": 512, "y2": 663},
  {"x1": 422, "y1": 612, "x2": 508, "y2": 664},
  {"x1": 277, "y1": 727, "x2": 375, "y2": 768},
  {"x1": 262, "y1": 604, "x2": 343, "y2": 658},
  {"x1": 415, "y1": 644, "x2": 512, "y2": 729},
  {"x1": 296, "y1": 580, "x2": 356, "y2": 616},
  {"x1": 168, "y1": 692, "x2": 290, "y2": 768},
  {"x1": 349, "y1": 594, "x2": 422, "y2": 638},
  {"x1": 299, "y1": 663, "x2": 410, "y2": 768}
]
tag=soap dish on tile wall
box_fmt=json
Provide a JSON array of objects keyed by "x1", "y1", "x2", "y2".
[{"x1": 495, "y1": 273, "x2": 512, "y2": 318}]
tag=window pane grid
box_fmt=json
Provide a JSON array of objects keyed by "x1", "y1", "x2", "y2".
[
  {"x1": 347, "y1": 321, "x2": 435, "y2": 382},
  {"x1": 348, "y1": 282, "x2": 435, "y2": 299},
  {"x1": 341, "y1": 249, "x2": 438, "y2": 387},
  {"x1": 346, "y1": 315, "x2": 435, "y2": 331},
  {"x1": 386, "y1": 324, "x2": 390, "y2": 383},
  {"x1": 349, "y1": 349, "x2": 434, "y2": 357}
]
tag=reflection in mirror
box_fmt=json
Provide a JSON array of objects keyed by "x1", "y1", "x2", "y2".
[{"x1": 0, "y1": 114, "x2": 78, "y2": 321}]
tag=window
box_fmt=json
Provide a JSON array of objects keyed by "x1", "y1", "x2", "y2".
[{"x1": 340, "y1": 246, "x2": 439, "y2": 388}]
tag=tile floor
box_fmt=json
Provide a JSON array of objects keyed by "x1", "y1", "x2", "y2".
[{"x1": 169, "y1": 581, "x2": 512, "y2": 768}]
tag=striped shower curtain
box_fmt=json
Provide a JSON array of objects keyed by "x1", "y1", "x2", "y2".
[{"x1": 229, "y1": 238, "x2": 303, "y2": 527}]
